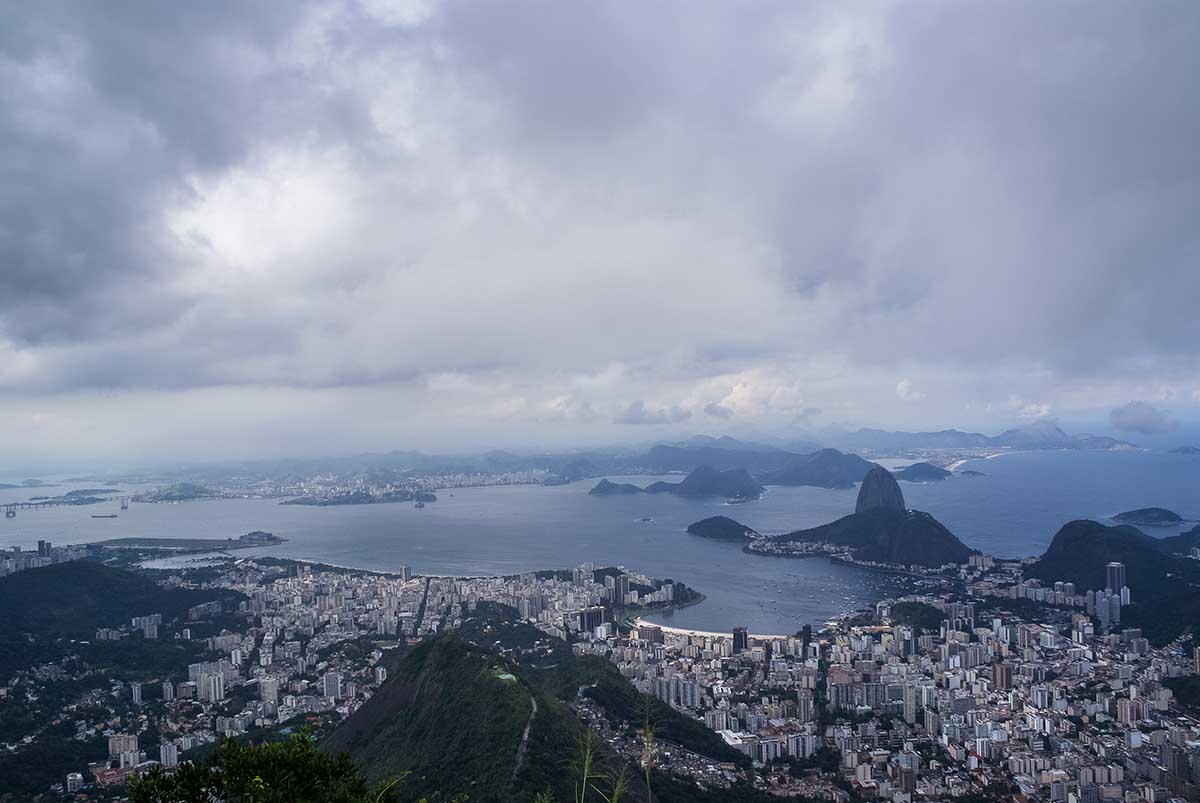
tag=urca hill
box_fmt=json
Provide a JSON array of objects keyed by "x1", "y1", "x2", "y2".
[{"x1": 694, "y1": 468, "x2": 975, "y2": 568}]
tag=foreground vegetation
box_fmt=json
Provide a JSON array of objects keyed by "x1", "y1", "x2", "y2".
[{"x1": 131, "y1": 731, "x2": 400, "y2": 803}]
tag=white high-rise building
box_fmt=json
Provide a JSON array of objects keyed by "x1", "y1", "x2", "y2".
[
  {"x1": 323, "y1": 671, "x2": 343, "y2": 700},
  {"x1": 201, "y1": 673, "x2": 226, "y2": 703},
  {"x1": 160, "y1": 742, "x2": 179, "y2": 768}
]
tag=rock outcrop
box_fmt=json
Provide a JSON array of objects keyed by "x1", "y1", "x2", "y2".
[{"x1": 855, "y1": 467, "x2": 906, "y2": 514}]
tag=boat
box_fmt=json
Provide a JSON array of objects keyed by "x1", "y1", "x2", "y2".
[
  {"x1": 414, "y1": 501, "x2": 425, "y2": 509},
  {"x1": 92, "y1": 514, "x2": 118, "y2": 518}
]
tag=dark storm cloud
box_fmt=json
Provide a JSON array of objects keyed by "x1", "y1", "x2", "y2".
[
  {"x1": 1, "y1": 1, "x2": 1199, "y2": 459},
  {"x1": 0, "y1": 1, "x2": 328, "y2": 346},
  {"x1": 1110, "y1": 401, "x2": 1176, "y2": 435}
]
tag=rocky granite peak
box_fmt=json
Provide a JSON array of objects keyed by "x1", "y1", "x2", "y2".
[{"x1": 855, "y1": 467, "x2": 906, "y2": 514}]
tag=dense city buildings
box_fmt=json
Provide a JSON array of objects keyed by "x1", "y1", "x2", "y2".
[{"x1": 4, "y1": 545, "x2": 1198, "y2": 801}]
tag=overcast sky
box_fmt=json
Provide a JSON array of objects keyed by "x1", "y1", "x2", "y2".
[{"x1": 2, "y1": 1, "x2": 1199, "y2": 466}]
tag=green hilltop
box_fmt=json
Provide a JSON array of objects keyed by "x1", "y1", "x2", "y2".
[
  {"x1": 0, "y1": 561, "x2": 243, "y2": 675},
  {"x1": 323, "y1": 603, "x2": 781, "y2": 803},
  {"x1": 135, "y1": 482, "x2": 218, "y2": 502},
  {"x1": 1027, "y1": 520, "x2": 1200, "y2": 644}
]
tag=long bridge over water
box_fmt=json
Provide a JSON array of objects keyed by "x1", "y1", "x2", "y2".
[{"x1": 3, "y1": 496, "x2": 131, "y2": 518}]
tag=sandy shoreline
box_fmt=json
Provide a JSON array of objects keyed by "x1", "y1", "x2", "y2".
[
  {"x1": 632, "y1": 616, "x2": 795, "y2": 641},
  {"x1": 944, "y1": 450, "x2": 1025, "y2": 472}
]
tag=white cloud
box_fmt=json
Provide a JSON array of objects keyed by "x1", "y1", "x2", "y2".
[
  {"x1": 895, "y1": 378, "x2": 925, "y2": 401},
  {"x1": 1018, "y1": 403, "x2": 1052, "y2": 420}
]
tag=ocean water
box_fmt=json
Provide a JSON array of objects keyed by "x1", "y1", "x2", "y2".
[{"x1": 2, "y1": 450, "x2": 1197, "y2": 634}]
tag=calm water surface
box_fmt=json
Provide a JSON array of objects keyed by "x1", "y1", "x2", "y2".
[{"x1": 2, "y1": 451, "x2": 1197, "y2": 633}]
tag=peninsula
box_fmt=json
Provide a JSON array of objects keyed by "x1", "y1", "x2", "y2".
[
  {"x1": 748, "y1": 467, "x2": 975, "y2": 568},
  {"x1": 91, "y1": 530, "x2": 286, "y2": 551},
  {"x1": 589, "y1": 465, "x2": 764, "y2": 500}
]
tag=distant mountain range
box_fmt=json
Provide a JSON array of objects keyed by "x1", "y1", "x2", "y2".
[
  {"x1": 826, "y1": 420, "x2": 1137, "y2": 453},
  {"x1": 587, "y1": 445, "x2": 878, "y2": 494},
  {"x1": 666, "y1": 434, "x2": 812, "y2": 453},
  {"x1": 664, "y1": 423, "x2": 1138, "y2": 456},
  {"x1": 633, "y1": 445, "x2": 877, "y2": 489},
  {"x1": 86, "y1": 421, "x2": 1141, "y2": 490},
  {"x1": 590, "y1": 466, "x2": 764, "y2": 500}
]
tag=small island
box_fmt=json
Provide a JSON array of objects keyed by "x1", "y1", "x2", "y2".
[
  {"x1": 134, "y1": 482, "x2": 219, "y2": 502},
  {"x1": 1112, "y1": 507, "x2": 1186, "y2": 527},
  {"x1": 1170, "y1": 446, "x2": 1200, "y2": 455},
  {"x1": 893, "y1": 462, "x2": 952, "y2": 482},
  {"x1": 686, "y1": 515, "x2": 761, "y2": 541}
]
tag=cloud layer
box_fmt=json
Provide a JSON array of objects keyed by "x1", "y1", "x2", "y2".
[
  {"x1": 1110, "y1": 401, "x2": 1176, "y2": 436},
  {"x1": 2, "y1": 1, "x2": 1199, "y2": 462}
]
